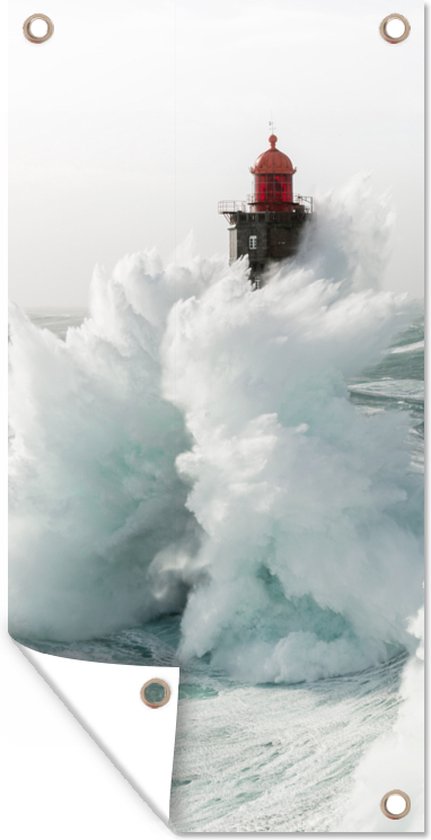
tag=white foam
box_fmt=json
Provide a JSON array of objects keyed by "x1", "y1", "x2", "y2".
[
  {"x1": 9, "y1": 178, "x2": 423, "y2": 684},
  {"x1": 390, "y1": 339, "x2": 424, "y2": 354},
  {"x1": 338, "y1": 608, "x2": 424, "y2": 831}
]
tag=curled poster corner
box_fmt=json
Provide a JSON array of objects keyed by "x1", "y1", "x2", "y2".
[{"x1": 18, "y1": 643, "x2": 179, "y2": 827}]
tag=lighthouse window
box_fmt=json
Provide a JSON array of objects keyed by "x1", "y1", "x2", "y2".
[{"x1": 249, "y1": 235, "x2": 258, "y2": 250}]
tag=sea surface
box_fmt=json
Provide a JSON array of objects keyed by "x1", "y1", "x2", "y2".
[{"x1": 19, "y1": 310, "x2": 423, "y2": 832}]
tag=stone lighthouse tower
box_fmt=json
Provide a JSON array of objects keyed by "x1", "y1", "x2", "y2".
[{"x1": 218, "y1": 134, "x2": 313, "y2": 287}]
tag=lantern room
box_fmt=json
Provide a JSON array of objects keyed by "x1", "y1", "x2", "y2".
[{"x1": 249, "y1": 134, "x2": 296, "y2": 212}]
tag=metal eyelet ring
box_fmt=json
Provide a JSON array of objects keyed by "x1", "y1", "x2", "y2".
[
  {"x1": 23, "y1": 14, "x2": 54, "y2": 44},
  {"x1": 380, "y1": 790, "x2": 411, "y2": 820},
  {"x1": 379, "y1": 14, "x2": 411, "y2": 44},
  {"x1": 140, "y1": 679, "x2": 171, "y2": 708}
]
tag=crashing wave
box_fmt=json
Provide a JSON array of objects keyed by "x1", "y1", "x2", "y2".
[{"x1": 9, "y1": 179, "x2": 423, "y2": 683}]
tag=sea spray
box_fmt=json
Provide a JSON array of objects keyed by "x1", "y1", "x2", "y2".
[
  {"x1": 9, "y1": 179, "x2": 423, "y2": 683},
  {"x1": 163, "y1": 270, "x2": 422, "y2": 681},
  {"x1": 8, "y1": 276, "x2": 201, "y2": 640}
]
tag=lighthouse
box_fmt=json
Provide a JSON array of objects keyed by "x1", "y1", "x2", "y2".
[{"x1": 218, "y1": 134, "x2": 313, "y2": 287}]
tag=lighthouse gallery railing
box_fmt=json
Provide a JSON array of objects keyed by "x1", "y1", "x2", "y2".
[{"x1": 218, "y1": 195, "x2": 313, "y2": 216}]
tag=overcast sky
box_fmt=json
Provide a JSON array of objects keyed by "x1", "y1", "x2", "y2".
[{"x1": 9, "y1": 0, "x2": 423, "y2": 307}]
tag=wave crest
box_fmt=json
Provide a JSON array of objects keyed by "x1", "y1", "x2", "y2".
[{"x1": 9, "y1": 179, "x2": 423, "y2": 682}]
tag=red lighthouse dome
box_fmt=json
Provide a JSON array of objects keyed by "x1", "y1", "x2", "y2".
[
  {"x1": 251, "y1": 134, "x2": 296, "y2": 175},
  {"x1": 250, "y1": 134, "x2": 296, "y2": 210}
]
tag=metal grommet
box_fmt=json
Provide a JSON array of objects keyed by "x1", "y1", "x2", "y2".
[
  {"x1": 379, "y1": 13, "x2": 411, "y2": 44},
  {"x1": 380, "y1": 789, "x2": 411, "y2": 820},
  {"x1": 23, "y1": 14, "x2": 54, "y2": 44},
  {"x1": 140, "y1": 679, "x2": 171, "y2": 708}
]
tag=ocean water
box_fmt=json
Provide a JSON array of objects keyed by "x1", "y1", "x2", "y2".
[
  {"x1": 16, "y1": 311, "x2": 423, "y2": 831},
  {"x1": 9, "y1": 183, "x2": 424, "y2": 831}
]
